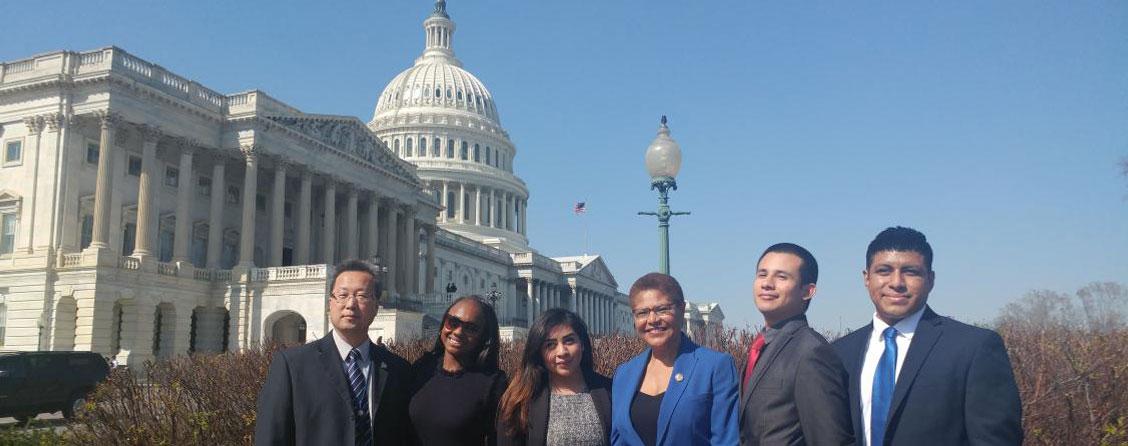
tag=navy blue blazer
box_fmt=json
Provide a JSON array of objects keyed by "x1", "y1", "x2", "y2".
[
  {"x1": 610, "y1": 334, "x2": 740, "y2": 446},
  {"x1": 832, "y1": 306, "x2": 1022, "y2": 446}
]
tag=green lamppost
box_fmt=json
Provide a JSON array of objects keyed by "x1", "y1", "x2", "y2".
[{"x1": 638, "y1": 116, "x2": 689, "y2": 275}]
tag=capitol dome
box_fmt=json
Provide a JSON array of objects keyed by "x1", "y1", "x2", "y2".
[{"x1": 369, "y1": 0, "x2": 530, "y2": 252}]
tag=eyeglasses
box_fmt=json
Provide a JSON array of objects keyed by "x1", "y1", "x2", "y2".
[
  {"x1": 633, "y1": 303, "x2": 679, "y2": 320},
  {"x1": 330, "y1": 293, "x2": 376, "y2": 304},
  {"x1": 443, "y1": 314, "x2": 482, "y2": 336}
]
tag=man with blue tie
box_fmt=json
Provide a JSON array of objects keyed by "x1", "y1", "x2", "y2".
[
  {"x1": 256, "y1": 260, "x2": 412, "y2": 446},
  {"x1": 832, "y1": 227, "x2": 1022, "y2": 446}
]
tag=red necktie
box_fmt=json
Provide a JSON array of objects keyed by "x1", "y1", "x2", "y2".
[{"x1": 743, "y1": 333, "x2": 766, "y2": 385}]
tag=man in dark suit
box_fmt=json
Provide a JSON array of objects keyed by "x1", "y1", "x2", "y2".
[
  {"x1": 255, "y1": 259, "x2": 411, "y2": 446},
  {"x1": 833, "y1": 227, "x2": 1022, "y2": 446},
  {"x1": 739, "y1": 243, "x2": 854, "y2": 446}
]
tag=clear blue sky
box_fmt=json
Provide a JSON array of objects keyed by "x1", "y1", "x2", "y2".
[{"x1": 4, "y1": 1, "x2": 1126, "y2": 331}]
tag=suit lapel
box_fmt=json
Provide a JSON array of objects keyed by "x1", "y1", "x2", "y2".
[
  {"x1": 848, "y1": 324, "x2": 873, "y2": 440},
  {"x1": 619, "y1": 352, "x2": 649, "y2": 445},
  {"x1": 315, "y1": 334, "x2": 354, "y2": 413},
  {"x1": 884, "y1": 308, "x2": 942, "y2": 435},
  {"x1": 370, "y1": 342, "x2": 388, "y2": 419},
  {"x1": 740, "y1": 321, "x2": 802, "y2": 413},
  {"x1": 656, "y1": 335, "x2": 699, "y2": 446}
]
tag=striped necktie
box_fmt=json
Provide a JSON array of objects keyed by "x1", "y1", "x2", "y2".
[
  {"x1": 346, "y1": 348, "x2": 373, "y2": 446},
  {"x1": 871, "y1": 327, "x2": 898, "y2": 446}
]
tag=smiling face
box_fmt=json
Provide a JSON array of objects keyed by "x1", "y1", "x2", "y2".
[
  {"x1": 328, "y1": 270, "x2": 379, "y2": 338},
  {"x1": 441, "y1": 299, "x2": 485, "y2": 360},
  {"x1": 541, "y1": 323, "x2": 584, "y2": 380},
  {"x1": 631, "y1": 289, "x2": 684, "y2": 349},
  {"x1": 754, "y1": 252, "x2": 815, "y2": 326},
  {"x1": 864, "y1": 250, "x2": 935, "y2": 325}
]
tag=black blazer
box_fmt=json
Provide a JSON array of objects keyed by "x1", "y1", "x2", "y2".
[
  {"x1": 832, "y1": 306, "x2": 1022, "y2": 446},
  {"x1": 737, "y1": 316, "x2": 854, "y2": 446},
  {"x1": 254, "y1": 334, "x2": 412, "y2": 446},
  {"x1": 497, "y1": 372, "x2": 613, "y2": 446}
]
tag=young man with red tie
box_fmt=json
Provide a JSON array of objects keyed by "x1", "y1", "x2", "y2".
[{"x1": 739, "y1": 243, "x2": 854, "y2": 445}]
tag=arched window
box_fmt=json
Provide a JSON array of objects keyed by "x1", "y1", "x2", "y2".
[
  {"x1": 419, "y1": 138, "x2": 427, "y2": 157},
  {"x1": 494, "y1": 149, "x2": 500, "y2": 168},
  {"x1": 446, "y1": 191, "x2": 456, "y2": 219},
  {"x1": 191, "y1": 223, "x2": 208, "y2": 268},
  {"x1": 446, "y1": 88, "x2": 452, "y2": 99},
  {"x1": 446, "y1": 139, "x2": 455, "y2": 158},
  {"x1": 463, "y1": 193, "x2": 471, "y2": 220},
  {"x1": 434, "y1": 88, "x2": 441, "y2": 98},
  {"x1": 460, "y1": 142, "x2": 468, "y2": 160},
  {"x1": 405, "y1": 138, "x2": 414, "y2": 157},
  {"x1": 473, "y1": 144, "x2": 480, "y2": 162},
  {"x1": 485, "y1": 147, "x2": 491, "y2": 165},
  {"x1": 433, "y1": 138, "x2": 441, "y2": 157},
  {"x1": 394, "y1": 139, "x2": 401, "y2": 156},
  {"x1": 457, "y1": 90, "x2": 463, "y2": 101}
]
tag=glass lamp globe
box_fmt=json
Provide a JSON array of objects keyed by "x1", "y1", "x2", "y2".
[{"x1": 644, "y1": 116, "x2": 682, "y2": 180}]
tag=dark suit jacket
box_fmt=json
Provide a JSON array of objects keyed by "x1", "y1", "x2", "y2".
[
  {"x1": 832, "y1": 306, "x2": 1022, "y2": 446},
  {"x1": 610, "y1": 333, "x2": 741, "y2": 446},
  {"x1": 738, "y1": 316, "x2": 854, "y2": 446},
  {"x1": 497, "y1": 372, "x2": 613, "y2": 446},
  {"x1": 254, "y1": 334, "x2": 412, "y2": 446}
]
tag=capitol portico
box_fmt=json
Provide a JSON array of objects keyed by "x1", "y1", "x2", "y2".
[{"x1": 0, "y1": 1, "x2": 721, "y2": 367}]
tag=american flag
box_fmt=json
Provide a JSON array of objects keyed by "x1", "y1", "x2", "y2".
[{"x1": 574, "y1": 202, "x2": 586, "y2": 215}]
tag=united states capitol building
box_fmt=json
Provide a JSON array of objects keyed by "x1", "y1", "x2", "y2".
[{"x1": 0, "y1": 1, "x2": 723, "y2": 367}]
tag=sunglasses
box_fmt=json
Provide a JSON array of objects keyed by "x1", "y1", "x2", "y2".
[{"x1": 443, "y1": 314, "x2": 482, "y2": 336}]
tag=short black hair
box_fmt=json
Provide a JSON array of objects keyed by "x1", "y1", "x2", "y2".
[
  {"x1": 866, "y1": 226, "x2": 933, "y2": 270},
  {"x1": 331, "y1": 259, "x2": 384, "y2": 298},
  {"x1": 758, "y1": 242, "x2": 818, "y2": 285}
]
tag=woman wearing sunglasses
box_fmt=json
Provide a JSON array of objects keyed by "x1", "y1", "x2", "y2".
[
  {"x1": 609, "y1": 273, "x2": 740, "y2": 446},
  {"x1": 497, "y1": 308, "x2": 612, "y2": 446},
  {"x1": 409, "y1": 295, "x2": 506, "y2": 445}
]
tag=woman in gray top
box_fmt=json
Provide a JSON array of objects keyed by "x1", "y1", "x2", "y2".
[{"x1": 498, "y1": 309, "x2": 612, "y2": 446}]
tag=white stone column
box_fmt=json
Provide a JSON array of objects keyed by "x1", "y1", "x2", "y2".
[
  {"x1": 237, "y1": 145, "x2": 259, "y2": 267},
  {"x1": 133, "y1": 125, "x2": 162, "y2": 259},
  {"x1": 365, "y1": 192, "x2": 380, "y2": 259},
  {"x1": 405, "y1": 207, "x2": 418, "y2": 295},
  {"x1": 442, "y1": 181, "x2": 450, "y2": 222},
  {"x1": 474, "y1": 186, "x2": 482, "y2": 226},
  {"x1": 458, "y1": 183, "x2": 466, "y2": 223},
  {"x1": 488, "y1": 188, "x2": 496, "y2": 228},
  {"x1": 500, "y1": 192, "x2": 508, "y2": 231},
  {"x1": 521, "y1": 198, "x2": 528, "y2": 236},
  {"x1": 385, "y1": 203, "x2": 399, "y2": 296},
  {"x1": 269, "y1": 161, "x2": 287, "y2": 266},
  {"x1": 425, "y1": 225, "x2": 436, "y2": 293},
  {"x1": 171, "y1": 141, "x2": 195, "y2": 263},
  {"x1": 89, "y1": 111, "x2": 120, "y2": 250},
  {"x1": 345, "y1": 188, "x2": 359, "y2": 260},
  {"x1": 295, "y1": 169, "x2": 312, "y2": 265},
  {"x1": 322, "y1": 177, "x2": 336, "y2": 264},
  {"x1": 205, "y1": 153, "x2": 226, "y2": 268}
]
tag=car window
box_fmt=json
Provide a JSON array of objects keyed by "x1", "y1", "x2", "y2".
[{"x1": 0, "y1": 357, "x2": 27, "y2": 378}]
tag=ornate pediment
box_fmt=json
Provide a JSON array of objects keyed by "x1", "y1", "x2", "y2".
[
  {"x1": 576, "y1": 256, "x2": 618, "y2": 289},
  {"x1": 266, "y1": 115, "x2": 414, "y2": 181},
  {"x1": 0, "y1": 190, "x2": 21, "y2": 208}
]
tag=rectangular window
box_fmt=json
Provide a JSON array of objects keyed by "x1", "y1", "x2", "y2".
[
  {"x1": 127, "y1": 156, "x2": 142, "y2": 177},
  {"x1": 165, "y1": 166, "x2": 179, "y2": 187},
  {"x1": 0, "y1": 213, "x2": 16, "y2": 255},
  {"x1": 255, "y1": 193, "x2": 266, "y2": 212},
  {"x1": 226, "y1": 186, "x2": 240, "y2": 204},
  {"x1": 197, "y1": 176, "x2": 212, "y2": 197},
  {"x1": 80, "y1": 214, "x2": 94, "y2": 249},
  {"x1": 86, "y1": 142, "x2": 100, "y2": 165},
  {"x1": 4, "y1": 140, "x2": 22, "y2": 166}
]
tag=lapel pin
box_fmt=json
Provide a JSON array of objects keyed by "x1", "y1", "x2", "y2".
[{"x1": 675, "y1": 373, "x2": 684, "y2": 382}]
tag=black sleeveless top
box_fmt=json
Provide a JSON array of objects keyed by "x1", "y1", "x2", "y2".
[{"x1": 630, "y1": 392, "x2": 664, "y2": 446}]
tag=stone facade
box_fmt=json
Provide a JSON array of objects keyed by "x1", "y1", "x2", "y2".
[{"x1": 0, "y1": 2, "x2": 719, "y2": 366}]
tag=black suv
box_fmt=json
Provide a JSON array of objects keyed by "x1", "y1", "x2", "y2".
[{"x1": 0, "y1": 351, "x2": 109, "y2": 422}]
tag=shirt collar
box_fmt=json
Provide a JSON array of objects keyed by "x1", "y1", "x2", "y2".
[
  {"x1": 762, "y1": 313, "x2": 806, "y2": 345},
  {"x1": 870, "y1": 305, "x2": 926, "y2": 341},
  {"x1": 331, "y1": 329, "x2": 371, "y2": 363}
]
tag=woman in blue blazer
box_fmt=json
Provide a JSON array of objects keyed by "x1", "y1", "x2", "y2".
[{"x1": 610, "y1": 273, "x2": 740, "y2": 446}]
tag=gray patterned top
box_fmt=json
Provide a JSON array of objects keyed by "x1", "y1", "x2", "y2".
[{"x1": 546, "y1": 392, "x2": 606, "y2": 446}]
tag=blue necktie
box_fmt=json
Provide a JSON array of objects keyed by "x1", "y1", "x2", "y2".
[
  {"x1": 346, "y1": 348, "x2": 373, "y2": 446},
  {"x1": 871, "y1": 327, "x2": 898, "y2": 446}
]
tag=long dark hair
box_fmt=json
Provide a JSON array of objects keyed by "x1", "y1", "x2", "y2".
[
  {"x1": 428, "y1": 295, "x2": 501, "y2": 372},
  {"x1": 497, "y1": 308, "x2": 595, "y2": 437}
]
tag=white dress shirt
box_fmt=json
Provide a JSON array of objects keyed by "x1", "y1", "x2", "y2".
[
  {"x1": 859, "y1": 306, "x2": 925, "y2": 446},
  {"x1": 331, "y1": 330, "x2": 375, "y2": 423}
]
